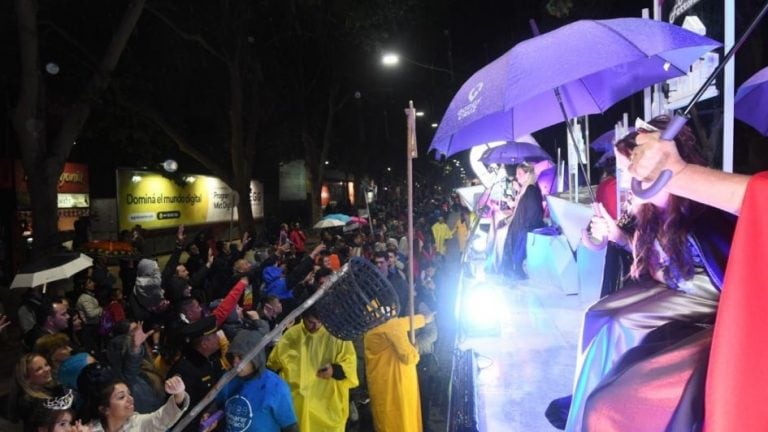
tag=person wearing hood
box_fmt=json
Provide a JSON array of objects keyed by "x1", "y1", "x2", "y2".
[
  {"x1": 215, "y1": 328, "x2": 298, "y2": 432},
  {"x1": 262, "y1": 265, "x2": 293, "y2": 301},
  {"x1": 130, "y1": 258, "x2": 169, "y2": 323},
  {"x1": 261, "y1": 244, "x2": 327, "y2": 303},
  {"x1": 267, "y1": 307, "x2": 358, "y2": 432}
]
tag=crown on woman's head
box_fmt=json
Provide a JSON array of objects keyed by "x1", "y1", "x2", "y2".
[{"x1": 42, "y1": 389, "x2": 74, "y2": 410}]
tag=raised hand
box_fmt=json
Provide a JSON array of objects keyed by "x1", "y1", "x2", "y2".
[
  {"x1": 589, "y1": 203, "x2": 625, "y2": 245},
  {"x1": 131, "y1": 321, "x2": 155, "y2": 352},
  {"x1": 165, "y1": 375, "x2": 187, "y2": 406},
  {"x1": 176, "y1": 225, "x2": 186, "y2": 244},
  {"x1": 72, "y1": 420, "x2": 91, "y2": 432},
  {"x1": 310, "y1": 243, "x2": 326, "y2": 260}
]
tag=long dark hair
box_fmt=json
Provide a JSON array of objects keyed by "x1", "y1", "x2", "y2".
[{"x1": 620, "y1": 115, "x2": 707, "y2": 284}]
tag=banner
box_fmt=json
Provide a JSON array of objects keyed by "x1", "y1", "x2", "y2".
[
  {"x1": 117, "y1": 169, "x2": 262, "y2": 231},
  {"x1": 14, "y1": 160, "x2": 90, "y2": 209}
]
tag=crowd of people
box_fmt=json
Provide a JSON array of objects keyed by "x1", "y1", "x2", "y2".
[
  {"x1": 2, "y1": 190, "x2": 465, "y2": 432},
  {"x1": 4, "y1": 113, "x2": 762, "y2": 432}
]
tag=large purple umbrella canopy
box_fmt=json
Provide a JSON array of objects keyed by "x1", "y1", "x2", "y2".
[
  {"x1": 480, "y1": 142, "x2": 552, "y2": 165},
  {"x1": 429, "y1": 18, "x2": 721, "y2": 158},
  {"x1": 735, "y1": 66, "x2": 768, "y2": 136}
]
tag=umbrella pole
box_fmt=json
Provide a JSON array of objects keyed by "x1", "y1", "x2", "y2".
[
  {"x1": 558, "y1": 90, "x2": 597, "y2": 204},
  {"x1": 529, "y1": 19, "x2": 596, "y2": 204}
]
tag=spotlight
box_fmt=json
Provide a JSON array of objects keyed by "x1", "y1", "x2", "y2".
[
  {"x1": 163, "y1": 159, "x2": 178, "y2": 173},
  {"x1": 461, "y1": 282, "x2": 504, "y2": 336}
]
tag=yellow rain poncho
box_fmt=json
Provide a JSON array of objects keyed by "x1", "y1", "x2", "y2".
[
  {"x1": 431, "y1": 220, "x2": 454, "y2": 255},
  {"x1": 454, "y1": 218, "x2": 469, "y2": 253},
  {"x1": 267, "y1": 323, "x2": 358, "y2": 432},
  {"x1": 364, "y1": 315, "x2": 427, "y2": 432}
]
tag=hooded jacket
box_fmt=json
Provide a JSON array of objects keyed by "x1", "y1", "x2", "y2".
[{"x1": 262, "y1": 266, "x2": 293, "y2": 300}]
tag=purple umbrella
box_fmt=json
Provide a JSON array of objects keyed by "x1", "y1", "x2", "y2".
[
  {"x1": 735, "y1": 66, "x2": 768, "y2": 136},
  {"x1": 429, "y1": 18, "x2": 721, "y2": 158},
  {"x1": 590, "y1": 127, "x2": 636, "y2": 153},
  {"x1": 480, "y1": 142, "x2": 552, "y2": 165}
]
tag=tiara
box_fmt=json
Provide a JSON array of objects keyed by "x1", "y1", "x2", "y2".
[{"x1": 43, "y1": 389, "x2": 74, "y2": 410}]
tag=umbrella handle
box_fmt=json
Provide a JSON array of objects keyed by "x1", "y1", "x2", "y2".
[
  {"x1": 581, "y1": 229, "x2": 608, "y2": 251},
  {"x1": 630, "y1": 115, "x2": 688, "y2": 199}
]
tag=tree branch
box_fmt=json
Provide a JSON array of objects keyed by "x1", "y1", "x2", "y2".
[
  {"x1": 52, "y1": 0, "x2": 147, "y2": 162},
  {"x1": 124, "y1": 100, "x2": 231, "y2": 183},
  {"x1": 145, "y1": 4, "x2": 229, "y2": 64},
  {"x1": 39, "y1": 20, "x2": 99, "y2": 70}
]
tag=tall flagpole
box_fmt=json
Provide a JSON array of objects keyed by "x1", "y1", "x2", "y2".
[{"x1": 405, "y1": 101, "x2": 418, "y2": 344}]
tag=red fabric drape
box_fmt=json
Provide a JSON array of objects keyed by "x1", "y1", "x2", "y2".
[{"x1": 705, "y1": 172, "x2": 768, "y2": 431}]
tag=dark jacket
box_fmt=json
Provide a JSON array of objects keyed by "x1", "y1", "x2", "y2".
[
  {"x1": 689, "y1": 206, "x2": 736, "y2": 291},
  {"x1": 106, "y1": 334, "x2": 165, "y2": 413},
  {"x1": 167, "y1": 347, "x2": 227, "y2": 432}
]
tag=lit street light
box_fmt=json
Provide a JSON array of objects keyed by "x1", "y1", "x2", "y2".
[
  {"x1": 381, "y1": 53, "x2": 400, "y2": 66},
  {"x1": 380, "y1": 51, "x2": 453, "y2": 80}
]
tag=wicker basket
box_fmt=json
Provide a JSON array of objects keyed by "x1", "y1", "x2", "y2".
[{"x1": 316, "y1": 257, "x2": 400, "y2": 340}]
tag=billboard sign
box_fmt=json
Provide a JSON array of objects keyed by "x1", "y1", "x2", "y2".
[
  {"x1": 117, "y1": 169, "x2": 263, "y2": 230},
  {"x1": 117, "y1": 169, "x2": 258, "y2": 231}
]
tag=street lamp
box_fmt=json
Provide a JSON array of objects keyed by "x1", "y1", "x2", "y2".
[{"x1": 380, "y1": 51, "x2": 453, "y2": 80}]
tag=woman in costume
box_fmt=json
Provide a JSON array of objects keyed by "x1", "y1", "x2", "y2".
[{"x1": 565, "y1": 116, "x2": 735, "y2": 431}]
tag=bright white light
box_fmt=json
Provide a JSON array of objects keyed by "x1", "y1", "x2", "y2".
[
  {"x1": 663, "y1": 61, "x2": 671, "y2": 71},
  {"x1": 386, "y1": 167, "x2": 391, "y2": 172},
  {"x1": 471, "y1": 233, "x2": 487, "y2": 253},
  {"x1": 462, "y1": 283, "x2": 504, "y2": 334},
  {"x1": 184, "y1": 176, "x2": 196, "y2": 184},
  {"x1": 416, "y1": 111, "x2": 425, "y2": 117},
  {"x1": 381, "y1": 53, "x2": 400, "y2": 66},
  {"x1": 45, "y1": 63, "x2": 60, "y2": 75},
  {"x1": 131, "y1": 175, "x2": 142, "y2": 183},
  {"x1": 324, "y1": 161, "x2": 330, "y2": 165},
  {"x1": 163, "y1": 159, "x2": 178, "y2": 173},
  {"x1": 431, "y1": 123, "x2": 438, "y2": 128}
]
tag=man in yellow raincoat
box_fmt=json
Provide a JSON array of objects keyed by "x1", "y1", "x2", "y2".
[
  {"x1": 267, "y1": 307, "x2": 358, "y2": 432},
  {"x1": 431, "y1": 216, "x2": 454, "y2": 255},
  {"x1": 364, "y1": 312, "x2": 433, "y2": 432}
]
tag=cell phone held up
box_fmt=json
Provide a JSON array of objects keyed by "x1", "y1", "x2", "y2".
[{"x1": 200, "y1": 410, "x2": 224, "y2": 432}]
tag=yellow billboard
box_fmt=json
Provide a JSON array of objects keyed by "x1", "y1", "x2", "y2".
[{"x1": 117, "y1": 169, "x2": 242, "y2": 231}]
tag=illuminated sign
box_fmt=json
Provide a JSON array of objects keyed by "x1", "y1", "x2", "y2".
[
  {"x1": 57, "y1": 193, "x2": 90, "y2": 208},
  {"x1": 14, "y1": 160, "x2": 90, "y2": 209},
  {"x1": 116, "y1": 169, "x2": 263, "y2": 230}
]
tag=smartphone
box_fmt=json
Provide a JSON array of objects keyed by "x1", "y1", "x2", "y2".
[{"x1": 200, "y1": 410, "x2": 224, "y2": 431}]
